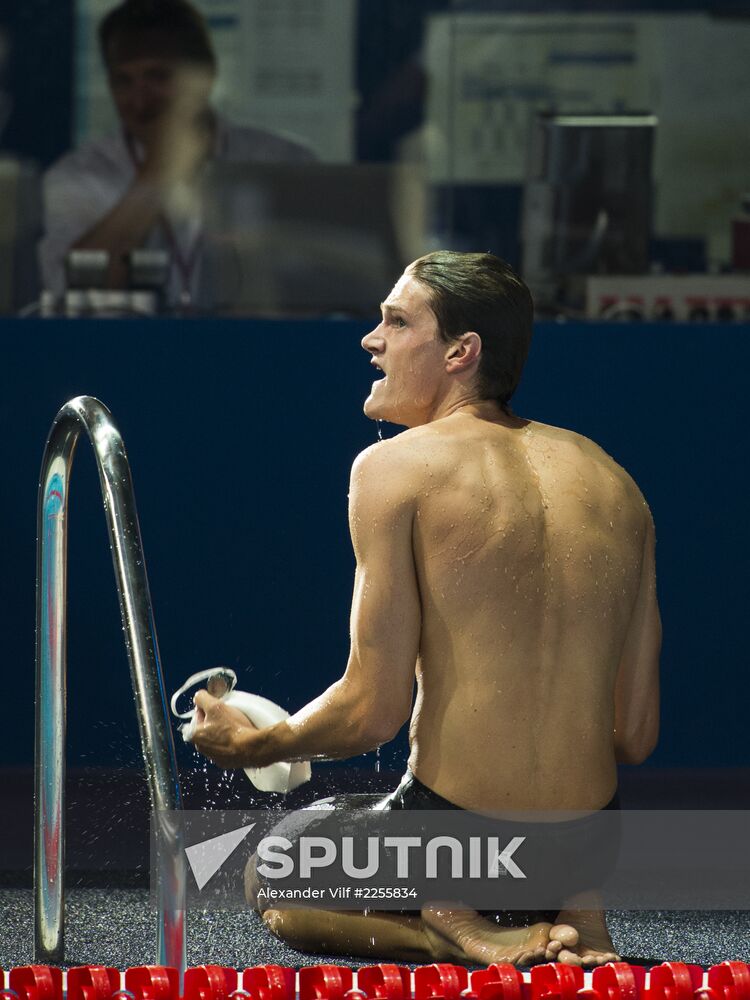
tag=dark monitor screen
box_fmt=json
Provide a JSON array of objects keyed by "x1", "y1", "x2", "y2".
[{"x1": 201, "y1": 162, "x2": 426, "y2": 316}]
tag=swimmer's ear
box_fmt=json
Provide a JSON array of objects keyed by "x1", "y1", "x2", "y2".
[{"x1": 445, "y1": 332, "x2": 481, "y2": 374}]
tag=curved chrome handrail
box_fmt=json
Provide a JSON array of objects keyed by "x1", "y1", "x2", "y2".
[{"x1": 34, "y1": 395, "x2": 185, "y2": 972}]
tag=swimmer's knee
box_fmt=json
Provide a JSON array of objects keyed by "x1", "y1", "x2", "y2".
[
  {"x1": 262, "y1": 908, "x2": 284, "y2": 937},
  {"x1": 262, "y1": 908, "x2": 303, "y2": 947},
  {"x1": 244, "y1": 852, "x2": 261, "y2": 907}
]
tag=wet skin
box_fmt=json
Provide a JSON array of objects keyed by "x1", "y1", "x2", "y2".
[
  {"x1": 361, "y1": 272, "x2": 659, "y2": 814},
  {"x1": 194, "y1": 267, "x2": 661, "y2": 965}
]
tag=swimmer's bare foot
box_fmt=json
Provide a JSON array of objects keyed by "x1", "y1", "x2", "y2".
[
  {"x1": 545, "y1": 909, "x2": 620, "y2": 966},
  {"x1": 262, "y1": 907, "x2": 436, "y2": 962},
  {"x1": 422, "y1": 905, "x2": 551, "y2": 967}
]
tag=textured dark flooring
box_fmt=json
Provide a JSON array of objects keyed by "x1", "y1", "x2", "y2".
[
  {"x1": 2, "y1": 766, "x2": 749, "y2": 969},
  {"x1": 1, "y1": 887, "x2": 749, "y2": 968}
]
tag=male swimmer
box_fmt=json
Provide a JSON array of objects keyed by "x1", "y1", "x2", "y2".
[{"x1": 191, "y1": 251, "x2": 661, "y2": 967}]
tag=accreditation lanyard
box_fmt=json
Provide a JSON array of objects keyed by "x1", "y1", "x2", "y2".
[{"x1": 125, "y1": 131, "x2": 204, "y2": 306}]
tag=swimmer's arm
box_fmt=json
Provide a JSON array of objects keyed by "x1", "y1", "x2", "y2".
[
  {"x1": 613, "y1": 511, "x2": 661, "y2": 765},
  {"x1": 234, "y1": 443, "x2": 420, "y2": 767}
]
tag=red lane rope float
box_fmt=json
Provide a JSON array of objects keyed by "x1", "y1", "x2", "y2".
[
  {"x1": 242, "y1": 965, "x2": 295, "y2": 1000},
  {"x1": 470, "y1": 964, "x2": 526, "y2": 1000},
  {"x1": 124, "y1": 967, "x2": 180, "y2": 1000},
  {"x1": 7, "y1": 962, "x2": 750, "y2": 1000},
  {"x1": 8, "y1": 967, "x2": 63, "y2": 1000},
  {"x1": 67, "y1": 967, "x2": 121, "y2": 1000},
  {"x1": 414, "y1": 965, "x2": 470, "y2": 1000},
  {"x1": 648, "y1": 964, "x2": 705, "y2": 1000},
  {"x1": 358, "y1": 965, "x2": 412, "y2": 1000},
  {"x1": 529, "y1": 962, "x2": 584, "y2": 1000},
  {"x1": 298, "y1": 967, "x2": 354, "y2": 1000},
  {"x1": 707, "y1": 963, "x2": 750, "y2": 1000},
  {"x1": 183, "y1": 967, "x2": 239, "y2": 1000},
  {"x1": 589, "y1": 962, "x2": 647, "y2": 1000}
]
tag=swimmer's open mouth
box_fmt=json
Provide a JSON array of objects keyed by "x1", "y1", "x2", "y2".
[{"x1": 371, "y1": 360, "x2": 386, "y2": 381}]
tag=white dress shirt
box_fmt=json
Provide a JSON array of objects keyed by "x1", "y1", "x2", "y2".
[{"x1": 39, "y1": 117, "x2": 314, "y2": 306}]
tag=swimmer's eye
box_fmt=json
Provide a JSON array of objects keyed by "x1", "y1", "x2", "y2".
[{"x1": 393, "y1": 316, "x2": 407, "y2": 329}]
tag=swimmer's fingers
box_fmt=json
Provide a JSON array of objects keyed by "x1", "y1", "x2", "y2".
[
  {"x1": 190, "y1": 692, "x2": 259, "y2": 768},
  {"x1": 193, "y1": 689, "x2": 220, "y2": 718},
  {"x1": 194, "y1": 690, "x2": 259, "y2": 732}
]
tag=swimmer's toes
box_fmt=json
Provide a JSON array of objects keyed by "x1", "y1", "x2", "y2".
[
  {"x1": 556, "y1": 948, "x2": 584, "y2": 966},
  {"x1": 588, "y1": 951, "x2": 620, "y2": 966},
  {"x1": 581, "y1": 952, "x2": 602, "y2": 968},
  {"x1": 422, "y1": 907, "x2": 552, "y2": 967},
  {"x1": 550, "y1": 923, "x2": 579, "y2": 948}
]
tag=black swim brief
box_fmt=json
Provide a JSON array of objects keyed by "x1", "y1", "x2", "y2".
[
  {"x1": 253, "y1": 771, "x2": 620, "y2": 926},
  {"x1": 375, "y1": 769, "x2": 620, "y2": 926},
  {"x1": 381, "y1": 767, "x2": 621, "y2": 815}
]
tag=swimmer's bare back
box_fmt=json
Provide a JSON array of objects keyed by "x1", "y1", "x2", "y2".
[{"x1": 365, "y1": 407, "x2": 660, "y2": 813}]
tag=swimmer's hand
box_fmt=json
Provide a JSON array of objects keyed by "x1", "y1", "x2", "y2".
[{"x1": 191, "y1": 689, "x2": 261, "y2": 769}]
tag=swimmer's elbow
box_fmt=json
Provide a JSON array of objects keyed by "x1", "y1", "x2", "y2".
[
  {"x1": 614, "y1": 718, "x2": 659, "y2": 765},
  {"x1": 340, "y1": 667, "x2": 412, "y2": 751},
  {"x1": 357, "y1": 707, "x2": 409, "y2": 750},
  {"x1": 616, "y1": 740, "x2": 656, "y2": 766}
]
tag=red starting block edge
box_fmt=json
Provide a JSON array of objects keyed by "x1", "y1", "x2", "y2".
[{"x1": 4, "y1": 962, "x2": 750, "y2": 1000}]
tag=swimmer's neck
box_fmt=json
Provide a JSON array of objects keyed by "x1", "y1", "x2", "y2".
[{"x1": 429, "y1": 398, "x2": 528, "y2": 430}]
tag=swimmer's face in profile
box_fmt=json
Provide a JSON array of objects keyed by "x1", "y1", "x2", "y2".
[{"x1": 361, "y1": 268, "x2": 452, "y2": 428}]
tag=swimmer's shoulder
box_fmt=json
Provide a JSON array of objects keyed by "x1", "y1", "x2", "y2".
[
  {"x1": 535, "y1": 420, "x2": 652, "y2": 520},
  {"x1": 350, "y1": 430, "x2": 433, "y2": 499}
]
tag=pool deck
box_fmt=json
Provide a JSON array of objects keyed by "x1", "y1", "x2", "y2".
[
  {"x1": 1, "y1": 887, "x2": 749, "y2": 968},
  {"x1": 2, "y1": 766, "x2": 749, "y2": 968}
]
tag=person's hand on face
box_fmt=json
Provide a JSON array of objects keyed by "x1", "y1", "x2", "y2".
[
  {"x1": 141, "y1": 63, "x2": 214, "y2": 185},
  {"x1": 110, "y1": 56, "x2": 214, "y2": 186}
]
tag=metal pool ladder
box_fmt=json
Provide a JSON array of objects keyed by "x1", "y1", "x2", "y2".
[{"x1": 35, "y1": 395, "x2": 185, "y2": 972}]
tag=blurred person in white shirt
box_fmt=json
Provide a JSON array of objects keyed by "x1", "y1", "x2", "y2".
[{"x1": 38, "y1": 0, "x2": 313, "y2": 307}]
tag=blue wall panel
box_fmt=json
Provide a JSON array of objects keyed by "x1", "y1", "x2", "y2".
[{"x1": 1, "y1": 318, "x2": 747, "y2": 770}]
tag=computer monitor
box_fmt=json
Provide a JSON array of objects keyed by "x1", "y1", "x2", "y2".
[
  {"x1": 521, "y1": 112, "x2": 656, "y2": 310},
  {"x1": 201, "y1": 162, "x2": 427, "y2": 316}
]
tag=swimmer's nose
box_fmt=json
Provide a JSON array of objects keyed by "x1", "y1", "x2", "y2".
[{"x1": 361, "y1": 326, "x2": 384, "y2": 354}]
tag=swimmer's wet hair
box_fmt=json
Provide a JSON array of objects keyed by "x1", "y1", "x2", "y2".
[
  {"x1": 409, "y1": 251, "x2": 533, "y2": 413},
  {"x1": 100, "y1": 0, "x2": 216, "y2": 71}
]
